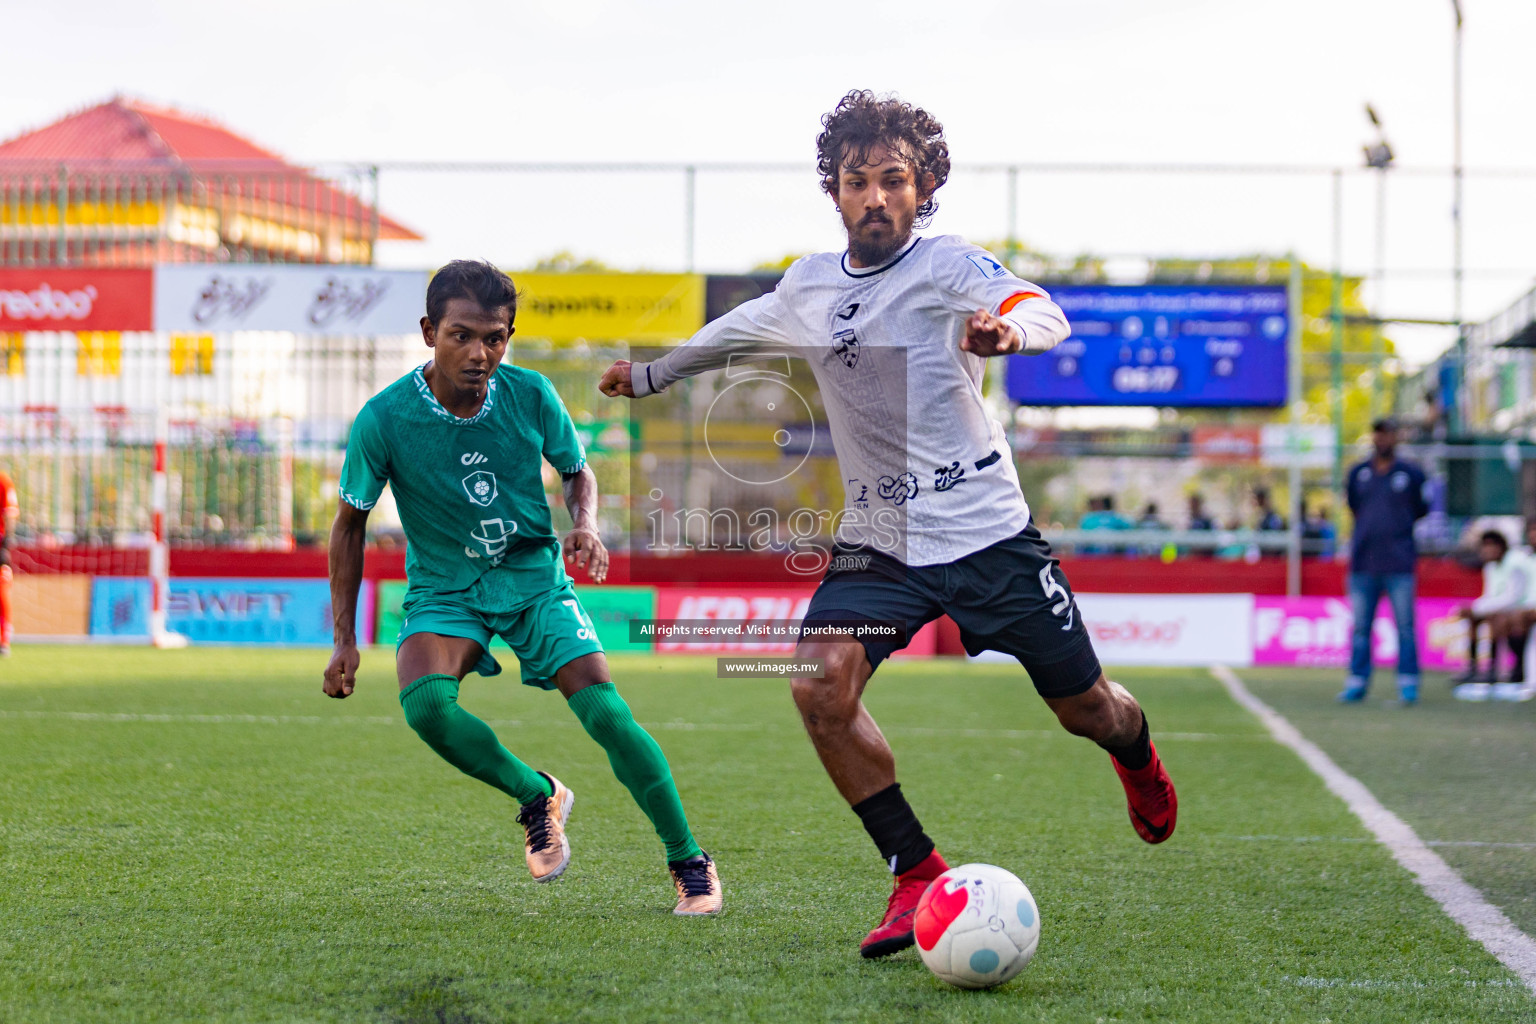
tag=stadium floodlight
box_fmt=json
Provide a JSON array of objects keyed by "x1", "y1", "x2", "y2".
[
  {"x1": 1362, "y1": 104, "x2": 1395, "y2": 419},
  {"x1": 1362, "y1": 104, "x2": 1394, "y2": 171}
]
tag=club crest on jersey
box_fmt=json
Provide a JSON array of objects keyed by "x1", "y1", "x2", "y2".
[
  {"x1": 469, "y1": 517, "x2": 516, "y2": 562},
  {"x1": 966, "y1": 252, "x2": 1008, "y2": 279},
  {"x1": 462, "y1": 469, "x2": 498, "y2": 507},
  {"x1": 831, "y1": 328, "x2": 860, "y2": 369},
  {"x1": 877, "y1": 473, "x2": 919, "y2": 505}
]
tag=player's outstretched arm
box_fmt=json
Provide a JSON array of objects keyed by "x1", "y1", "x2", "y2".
[
  {"x1": 324, "y1": 500, "x2": 370, "y2": 698},
  {"x1": 560, "y1": 466, "x2": 610, "y2": 584}
]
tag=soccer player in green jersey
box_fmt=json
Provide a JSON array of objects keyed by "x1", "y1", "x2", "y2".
[{"x1": 323, "y1": 260, "x2": 722, "y2": 915}]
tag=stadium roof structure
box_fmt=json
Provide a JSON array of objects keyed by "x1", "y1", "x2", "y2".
[
  {"x1": 1470, "y1": 283, "x2": 1536, "y2": 350},
  {"x1": 0, "y1": 97, "x2": 420, "y2": 265}
]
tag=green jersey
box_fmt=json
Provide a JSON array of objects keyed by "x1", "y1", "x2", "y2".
[{"x1": 339, "y1": 363, "x2": 587, "y2": 597}]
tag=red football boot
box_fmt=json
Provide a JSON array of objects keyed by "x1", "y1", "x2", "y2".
[
  {"x1": 860, "y1": 850, "x2": 949, "y2": 958},
  {"x1": 1112, "y1": 740, "x2": 1178, "y2": 844}
]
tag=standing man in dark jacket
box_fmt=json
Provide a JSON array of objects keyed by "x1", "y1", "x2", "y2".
[{"x1": 1340, "y1": 418, "x2": 1430, "y2": 704}]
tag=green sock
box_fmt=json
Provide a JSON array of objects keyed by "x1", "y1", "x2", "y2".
[
  {"x1": 399, "y1": 674, "x2": 553, "y2": 806},
  {"x1": 567, "y1": 682, "x2": 703, "y2": 863}
]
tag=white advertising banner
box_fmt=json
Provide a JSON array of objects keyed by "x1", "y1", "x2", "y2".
[
  {"x1": 971, "y1": 593, "x2": 1255, "y2": 667},
  {"x1": 154, "y1": 265, "x2": 427, "y2": 335},
  {"x1": 1260, "y1": 423, "x2": 1336, "y2": 469}
]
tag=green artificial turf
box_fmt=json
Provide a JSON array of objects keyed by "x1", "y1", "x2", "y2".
[
  {"x1": 0, "y1": 649, "x2": 1530, "y2": 1023},
  {"x1": 1238, "y1": 665, "x2": 1536, "y2": 941}
]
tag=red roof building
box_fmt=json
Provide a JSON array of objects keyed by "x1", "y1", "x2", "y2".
[{"x1": 0, "y1": 97, "x2": 420, "y2": 266}]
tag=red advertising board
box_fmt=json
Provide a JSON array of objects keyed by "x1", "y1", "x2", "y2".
[
  {"x1": 652, "y1": 586, "x2": 937, "y2": 656},
  {"x1": 0, "y1": 268, "x2": 153, "y2": 332},
  {"x1": 1191, "y1": 425, "x2": 1261, "y2": 463}
]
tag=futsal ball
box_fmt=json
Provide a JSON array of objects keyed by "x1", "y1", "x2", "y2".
[{"x1": 914, "y1": 863, "x2": 1040, "y2": 989}]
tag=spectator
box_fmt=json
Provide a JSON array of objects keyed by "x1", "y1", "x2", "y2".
[
  {"x1": 1186, "y1": 493, "x2": 1215, "y2": 531},
  {"x1": 1136, "y1": 502, "x2": 1168, "y2": 530},
  {"x1": 1338, "y1": 418, "x2": 1430, "y2": 705},
  {"x1": 0, "y1": 465, "x2": 13, "y2": 656},
  {"x1": 1302, "y1": 501, "x2": 1337, "y2": 558},
  {"x1": 1253, "y1": 487, "x2": 1286, "y2": 532},
  {"x1": 1452, "y1": 530, "x2": 1530, "y2": 695},
  {"x1": 1078, "y1": 495, "x2": 1131, "y2": 555},
  {"x1": 1079, "y1": 494, "x2": 1131, "y2": 532},
  {"x1": 1487, "y1": 520, "x2": 1536, "y2": 701}
]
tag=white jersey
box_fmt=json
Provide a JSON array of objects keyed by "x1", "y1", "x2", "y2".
[{"x1": 631, "y1": 234, "x2": 1070, "y2": 565}]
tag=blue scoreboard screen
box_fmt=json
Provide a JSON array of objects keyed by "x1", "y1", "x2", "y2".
[{"x1": 1004, "y1": 284, "x2": 1289, "y2": 407}]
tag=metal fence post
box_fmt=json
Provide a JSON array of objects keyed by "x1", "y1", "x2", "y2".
[{"x1": 1288, "y1": 253, "x2": 1304, "y2": 597}]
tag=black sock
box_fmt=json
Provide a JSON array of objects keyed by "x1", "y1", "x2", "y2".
[
  {"x1": 1511, "y1": 634, "x2": 1527, "y2": 682},
  {"x1": 1102, "y1": 711, "x2": 1152, "y2": 771},
  {"x1": 851, "y1": 783, "x2": 935, "y2": 876}
]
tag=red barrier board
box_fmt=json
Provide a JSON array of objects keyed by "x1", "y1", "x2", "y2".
[{"x1": 0, "y1": 268, "x2": 153, "y2": 332}]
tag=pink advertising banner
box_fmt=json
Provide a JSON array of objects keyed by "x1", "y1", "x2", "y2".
[{"x1": 1251, "y1": 596, "x2": 1469, "y2": 670}]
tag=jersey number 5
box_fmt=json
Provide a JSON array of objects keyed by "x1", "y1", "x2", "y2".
[{"x1": 1038, "y1": 565, "x2": 1075, "y2": 631}]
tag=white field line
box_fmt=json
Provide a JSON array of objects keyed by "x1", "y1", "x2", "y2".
[
  {"x1": 1211, "y1": 664, "x2": 1536, "y2": 996},
  {"x1": 0, "y1": 708, "x2": 1232, "y2": 741},
  {"x1": 1226, "y1": 835, "x2": 1536, "y2": 850}
]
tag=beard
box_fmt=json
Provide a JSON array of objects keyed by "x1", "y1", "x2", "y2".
[{"x1": 844, "y1": 210, "x2": 914, "y2": 267}]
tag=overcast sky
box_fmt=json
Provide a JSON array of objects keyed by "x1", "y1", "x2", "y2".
[{"x1": 4, "y1": 0, "x2": 1535, "y2": 366}]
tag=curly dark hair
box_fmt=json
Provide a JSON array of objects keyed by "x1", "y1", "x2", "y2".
[
  {"x1": 816, "y1": 90, "x2": 951, "y2": 227},
  {"x1": 426, "y1": 259, "x2": 518, "y2": 327}
]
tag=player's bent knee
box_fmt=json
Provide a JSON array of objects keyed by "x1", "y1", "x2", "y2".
[
  {"x1": 1049, "y1": 685, "x2": 1118, "y2": 739},
  {"x1": 399, "y1": 673, "x2": 460, "y2": 743},
  {"x1": 790, "y1": 675, "x2": 860, "y2": 730}
]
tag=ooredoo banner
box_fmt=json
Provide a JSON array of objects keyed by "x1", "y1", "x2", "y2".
[
  {"x1": 0, "y1": 269, "x2": 153, "y2": 331},
  {"x1": 1074, "y1": 593, "x2": 1255, "y2": 667},
  {"x1": 154, "y1": 265, "x2": 426, "y2": 334}
]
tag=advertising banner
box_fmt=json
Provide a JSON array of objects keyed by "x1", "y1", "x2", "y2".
[
  {"x1": 92, "y1": 577, "x2": 374, "y2": 646},
  {"x1": 14, "y1": 576, "x2": 92, "y2": 637},
  {"x1": 1191, "y1": 425, "x2": 1261, "y2": 464},
  {"x1": 512, "y1": 273, "x2": 705, "y2": 342},
  {"x1": 0, "y1": 268, "x2": 153, "y2": 332},
  {"x1": 1005, "y1": 285, "x2": 1289, "y2": 407},
  {"x1": 376, "y1": 580, "x2": 408, "y2": 647},
  {"x1": 1259, "y1": 423, "x2": 1336, "y2": 469},
  {"x1": 154, "y1": 265, "x2": 426, "y2": 334},
  {"x1": 1251, "y1": 596, "x2": 1468, "y2": 670},
  {"x1": 650, "y1": 587, "x2": 937, "y2": 657},
  {"x1": 1075, "y1": 593, "x2": 1255, "y2": 667},
  {"x1": 374, "y1": 581, "x2": 654, "y2": 654}
]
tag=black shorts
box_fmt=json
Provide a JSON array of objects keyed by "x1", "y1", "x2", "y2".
[{"x1": 801, "y1": 523, "x2": 1101, "y2": 698}]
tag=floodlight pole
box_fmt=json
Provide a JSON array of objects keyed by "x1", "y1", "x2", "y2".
[
  {"x1": 1006, "y1": 165, "x2": 1020, "y2": 269},
  {"x1": 1451, "y1": 0, "x2": 1466, "y2": 430},
  {"x1": 1363, "y1": 104, "x2": 1394, "y2": 420},
  {"x1": 1288, "y1": 253, "x2": 1304, "y2": 597},
  {"x1": 684, "y1": 165, "x2": 697, "y2": 273},
  {"x1": 1330, "y1": 169, "x2": 1345, "y2": 493}
]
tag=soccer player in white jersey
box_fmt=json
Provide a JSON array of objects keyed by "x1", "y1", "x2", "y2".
[{"x1": 600, "y1": 91, "x2": 1177, "y2": 957}]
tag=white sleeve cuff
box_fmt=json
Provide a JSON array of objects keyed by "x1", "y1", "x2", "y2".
[
  {"x1": 630, "y1": 361, "x2": 664, "y2": 398},
  {"x1": 1001, "y1": 300, "x2": 1070, "y2": 355}
]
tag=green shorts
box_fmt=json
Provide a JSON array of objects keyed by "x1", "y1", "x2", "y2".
[{"x1": 397, "y1": 577, "x2": 604, "y2": 689}]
